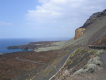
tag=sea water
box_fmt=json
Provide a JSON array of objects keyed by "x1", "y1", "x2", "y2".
[
  {"x1": 0, "y1": 38, "x2": 70, "y2": 53},
  {"x1": 0, "y1": 38, "x2": 38, "y2": 53}
]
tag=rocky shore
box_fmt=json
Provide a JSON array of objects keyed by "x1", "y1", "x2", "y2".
[
  {"x1": 0, "y1": 41, "x2": 68, "y2": 80},
  {"x1": 6, "y1": 41, "x2": 59, "y2": 50},
  {"x1": 1, "y1": 9, "x2": 106, "y2": 80}
]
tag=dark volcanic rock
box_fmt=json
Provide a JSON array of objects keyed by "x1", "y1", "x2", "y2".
[
  {"x1": 6, "y1": 45, "x2": 37, "y2": 50},
  {"x1": 74, "y1": 9, "x2": 106, "y2": 40},
  {"x1": 81, "y1": 9, "x2": 106, "y2": 28},
  {"x1": 6, "y1": 41, "x2": 59, "y2": 50}
]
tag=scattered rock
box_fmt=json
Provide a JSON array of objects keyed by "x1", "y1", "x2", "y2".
[
  {"x1": 73, "y1": 63, "x2": 96, "y2": 75},
  {"x1": 96, "y1": 50, "x2": 104, "y2": 55},
  {"x1": 63, "y1": 69, "x2": 70, "y2": 76},
  {"x1": 73, "y1": 56, "x2": 103, "y2": 75},
  {"x1": 87, "y1": 56, "x2": 103, "y2": 66}
]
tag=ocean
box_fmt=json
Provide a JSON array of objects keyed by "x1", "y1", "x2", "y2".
[
  {"x1": 0, "y1": 38, "x2": 70, "y2": 53},
  {"x1": 0, "y1": 38, "x2": 39, "y2": 53}
]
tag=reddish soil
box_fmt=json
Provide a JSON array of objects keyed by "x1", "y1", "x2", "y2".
[
  {"x1": 0, "y1": 50, "x2": 65, "y2": 80},
  {"x1": 0, "y1": 41, "x2": 65, "y2": 80},
  {"x1": 92, "y1": 35, "x2": 106, "y2": 45}
]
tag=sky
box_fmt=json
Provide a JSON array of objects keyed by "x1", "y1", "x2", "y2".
[{"x1": 0, "y1": 0, "x2": 106, "y2": 39}]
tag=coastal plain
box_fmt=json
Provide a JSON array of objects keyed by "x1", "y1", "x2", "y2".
[
  {"x1": 0, "y1": 9, "x2": 106, "y2": 80},
  {"x1": 0, "y1": 41, "x2": 69, "y2": 80}
]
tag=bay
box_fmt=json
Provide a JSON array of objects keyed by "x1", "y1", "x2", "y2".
[
  {"x1": 0, "y1": 38, "x2": 38, "y2": 53},
  {"x1": 0, "y1": 38, "x2": 70, "y2": 53}
]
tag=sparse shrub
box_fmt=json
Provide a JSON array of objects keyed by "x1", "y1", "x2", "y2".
[
  {"x1": 73, "y1": 64, "x2": 96, "y2": 75},
  {"x1": 88, "y1": 50, "x2": 95, "y2": 53},
  {"x1": 96, "y1": 50, "x2": 104, "y2": 55},
  {"x1": 87, "y1": 56, "x2": 103, "y2": 66},
  {"x1": 73, "y1": 56, "x2": 103, "y2": 75}
]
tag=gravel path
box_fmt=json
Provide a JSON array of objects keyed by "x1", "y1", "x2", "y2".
[
  {"x1": 33, "y1": 48, "x2": 76, "y2": 80},
  {"x1": 16, "y1": 57, "x2": 45, "y2": 64}
]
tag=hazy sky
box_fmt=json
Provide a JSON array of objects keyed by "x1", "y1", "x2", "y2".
[{"x1": 0, "y1": 0, "x2": 106, "y2": 39}]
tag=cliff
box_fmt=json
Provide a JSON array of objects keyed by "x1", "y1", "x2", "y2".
[
  {"x1": 81, "y1": 9, "x2": 106, "y2": 28},
  {"x1": 24, "y1": 9, "x2": 106, "y2": 80},
  {"x1": 1, "y1": 9, "x2": 106, "y2": 80},
  {"x1": 74, "y1": 28, "x2": 85, "y2": 40},
  {"x1": 74, "y1": 9, "x2": 106, "y2": 40},
  {"x1": 50, "y1": 9, "x2": 106, "y2": 80}
]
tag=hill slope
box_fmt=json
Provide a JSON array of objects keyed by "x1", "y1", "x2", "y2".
[
  {"x1": 67, "y1": 9, "x2": 106, "y2": 47},
  {"x1": 34, "y1": 9, "x2": 106, "y2": 53},
  {"x1": 49, "y1": 9, "x2": 106, "y2": 80}
]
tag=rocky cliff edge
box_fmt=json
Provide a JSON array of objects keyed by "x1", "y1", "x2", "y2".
[{"x1": 74, "y1": 9, "x2": 106, "y2": 40}]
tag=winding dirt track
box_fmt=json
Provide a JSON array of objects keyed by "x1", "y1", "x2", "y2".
[
  {"x1": 38, "y1": 48, "x2": 76, "y2": 80},
  {"x1": 16, "y1": 57, "x2": 45, "y2": 64}
]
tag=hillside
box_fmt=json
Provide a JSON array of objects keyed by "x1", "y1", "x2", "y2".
[
  {"x1": 67, "y1": 9, "x2": 106, "y2": 47},
  {"x1": 0, "y1": 9, "x2": 106, "y2": 80},
  {"x1": 49, "y1": 9, "x2": 106, "y2": 80},
  {"x1": 33, "y1": 9, "x2": 106, "y2": 52}
]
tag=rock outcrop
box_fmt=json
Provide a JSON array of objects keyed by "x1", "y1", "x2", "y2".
[
  {"x1": 74, "y1": 9, "x2": 106, "y2": 40},
  {"x1": 74, "y1": 28, "x2": 85, "y2": 40},
  {"x1": 81, "y1": 9, "x2": 106, "y2": 28}
]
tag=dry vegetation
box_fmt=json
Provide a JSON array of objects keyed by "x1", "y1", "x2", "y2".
[
  {"x1": 0, "y1": 48, "x2": 67, "y2": 80},
  {"x1": 51, "y1": 48, "x2": 104, "y2": 80},
  {"x1": 92, "y1": 35, "x2": 106, "y2": 45}
]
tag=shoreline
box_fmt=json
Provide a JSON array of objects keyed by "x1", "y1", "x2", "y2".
[
  {"x1": 6, "y1": 40, "x2": 65, "y2": 53},
  {"x1": 0, "y1": 46, "x2": 66, "y2": 80},
  {"x1": 0, "y1": 41, "x2": 61, "y2": 54}
]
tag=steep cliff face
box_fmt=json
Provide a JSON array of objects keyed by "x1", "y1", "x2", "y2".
[
  {"x1": 74, "y1": 9, "x2": 106, "y2": 40},
  {"x1": 81, "y1": 9, "x2": 106, "y2": 28},
  {"x1": 74, "y1": 28, "x2": 85, "y2": 40}
]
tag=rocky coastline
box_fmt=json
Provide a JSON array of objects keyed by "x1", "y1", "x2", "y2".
[
  {"x1": 6, "y1": 41, "x2": 59, "y2": 50},
  {"x1": 1, "y1": 9, "x2": 106, "y2": 80}
]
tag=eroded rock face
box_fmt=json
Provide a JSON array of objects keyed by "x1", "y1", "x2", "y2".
[
  {"x1": 74, "y1": 28, "x2": 85, "y2": 40},
  {"x1": 81, "y1": 9, "x2": 106, "y2": 28},
  {"x1": 74, "y1": 9, "x2": 106, "y2": 40}
]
